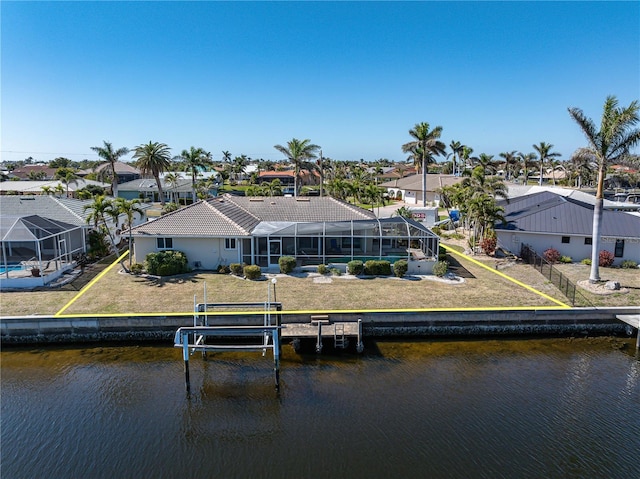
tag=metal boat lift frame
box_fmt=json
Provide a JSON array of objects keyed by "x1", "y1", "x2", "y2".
[{"x1": 174, "y1": 325, "x2": 282, "y2": 392}]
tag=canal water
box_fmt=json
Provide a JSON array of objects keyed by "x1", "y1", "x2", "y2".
[{"x1": 2, "y1": 338, "x2": 638, "y2": 479}]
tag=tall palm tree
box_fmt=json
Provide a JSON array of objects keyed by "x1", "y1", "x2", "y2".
[
  {"x1": 176, "y1": 146, "x2": 213, "y2": 203},
  {"x1": 90, "y1": 141, "x2": 130, "y2": 198},
  {"x1": 402, "y1": 122, "x2": 446, "y2": 207},
  {"x1": 113, "y1": 197, "x2": 145, "y2": 267},
  {"x1": 533, "y1": 142, "x2": 561, "y2": 186},
  {"x1": 54, "y1": 168, "x2": 79, "y2": 198},
  {"x1": 568, "y1": 95, "x2": 640, "y2": 282},
  {"x1": 273, "y1": 138, "x2": 320, "y2": 197},
  {"x1": 132, "y1": 141, "x2": 172, "y2": 206},
  {"x1": 449, "y1": 140, "x2": 464, "y2": 176}
]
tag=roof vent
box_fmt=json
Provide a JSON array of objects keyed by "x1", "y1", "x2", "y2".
[
  {"x1": 296, "y1": 198, "x2": 310, "y2": 202},
  {"x1": 249, "y1": 199, "x2": 264, "y2": 202}
]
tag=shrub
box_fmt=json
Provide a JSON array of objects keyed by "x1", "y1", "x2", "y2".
[
  {"x1": 543, "y1": 248, "x2": 561, "y2": 264},
  {"x1": 217, "y1": 264, "x2": 230, "y2": 274},
  {"x1": 431, "y1": 226, "x2": 442, "y2": 236},
  {"x1": 279, "y1": 256, "x2": 297, "y2": 274},
  {"x1": 243, "y1": 264, "x2": 262, "y2": 280},
  {"x1": 433, "y1": 260, "x2": 449, "y2": 277},
  {"x1": 438, "y1": 245, "x2": 447, "y2": 262},
  {"x1": 599, "y1": 250, "x2": 614, "y2": 267},
  {"x1": 330, "y1": 267, "x2": 342, "y2": 276},
  {"x1": 364, "y1": 260, "x2": 391, "y2": 276},
  {"x1": 467, "y1": 235, "x2": 476, "y2": 250},
  {"x1": 347, "y1": 260, "x2": 364, "y2": 275},
  {"x1": 559, "y1": 256, "x2": 573, "y2": 263},
  {"x1": 317, "y1": 264, "x2": 328, "y2": 275},
  {"x1": 621, "y1": 260, "x2": 638, "y2": 269},
  {"x1": 230, "y1": 263, "x2": 244, "y2": 276},
  {"x1": 393, "y1": 259, "x2": 408, "y2": 278},
  {"x1": 479, "y1": 236, "x2": 497, "y2": 255},
  {"x1": 581, "y1": 258, "x2": 592, "y2": 265},
  {"x1": 130, "y1": 262, "x2": 145, "y2": 275},
  {"x1": 145, "y1": 250, "x2": 189, "y2": 276}
]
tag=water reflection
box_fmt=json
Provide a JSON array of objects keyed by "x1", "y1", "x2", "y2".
[{"x1": 1, "y1": 338, "x2": 638, "y2": 479}]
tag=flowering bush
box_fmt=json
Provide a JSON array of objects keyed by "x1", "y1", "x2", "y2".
[
  {"x1": 543, "y1": 248, "x2": 561, "y2": 264},
  {"x1": 598, "y1": 250, "x2": 614, "y2": 267},
  {"x1": 479, "y1": 236, "x2": 497, "y2": 255}
]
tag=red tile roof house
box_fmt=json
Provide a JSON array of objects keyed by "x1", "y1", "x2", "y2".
[{"x1": 129, "y1": 194, "x2": 440, "y2": 274}]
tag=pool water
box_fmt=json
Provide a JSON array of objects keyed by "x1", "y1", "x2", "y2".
[{"x1": 0, "y1": 265, "x2": 25, "y2": 274}]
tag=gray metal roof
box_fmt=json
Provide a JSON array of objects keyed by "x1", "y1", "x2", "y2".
[
  {"x1": 130, "y1": 194, "x2": 377, "y2": 237},
  {"x1": 496, "y1": 191, "x2": 640, "y2": 238}
]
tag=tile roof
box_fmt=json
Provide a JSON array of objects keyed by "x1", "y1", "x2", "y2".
[
  {"x1": 130, "y1": 194, "x2": 376, "y2": 237},
  {"x1": 496, "y1": 191, "x2": 640, "y2": 237},
  {"x1": 0, "y1": 195, "x2": 93, "y2": 226}
]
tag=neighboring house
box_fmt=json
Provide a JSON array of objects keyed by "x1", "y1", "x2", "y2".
[
  {"x1": 494, "y1": 191, "x2": 640, "y2": 265},
  {"x1": 0, "y1": 195, "x2": 149, "y2": 254},
  {"x1": 118, "y1": 177, "x2": 218, "y2": 204},
  {"x1": 130, "y1": 194, "x2": 440, "y2": 274},
  {"x1": 9, "y1": 165, "x2": 58, "y2": 180},
  {"x1": 257, "y1": 170, "x2": 320, "y2": 195},
  {"x1": 78, "y1": 161, "x2": 141, "y2": 184},
  {"x1": 0, "y1": 179, "x2": 110, "y2": 197},
  {"x1": 379, "y1": 174, "x2": 463, "y2": 204},
  {"x1": 507, "y1": 185, "x2": 640, "y2": 212}
]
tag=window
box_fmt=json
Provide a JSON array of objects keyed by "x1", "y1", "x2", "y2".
[
  {"x1": 614, "y1": 239, "x2": 624, "y2": 257},
  {"x1": 584, "y1": 237, "x2": 592, "y2": 245},
  {"x1": 157, "y1": 237, "x2": 173, "y2": 249},
  {"x1": 225, "y1": 238, "x2": 236, "y2": 250},
  {"x1": 561, "y1": 236, "x2": 570, "y2": 244}
]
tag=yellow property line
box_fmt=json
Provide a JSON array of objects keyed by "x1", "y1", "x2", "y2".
[
  {"x1": 52, "y1": 245, "x2": 569, "y2": 318},
  {"x1": 441, "y1": 244, "x2": 571, "y2": 308},
  {"x1": 52, "y1": 305, "x2": 569, "y2": 319},
  {"x1": 55, "y1": 250, "x2": 130, "y2": 316}
]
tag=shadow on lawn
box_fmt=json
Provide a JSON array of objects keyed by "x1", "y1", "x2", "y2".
[{"x1": 134, "y1": 272, "x2": 203, "y2": 287}]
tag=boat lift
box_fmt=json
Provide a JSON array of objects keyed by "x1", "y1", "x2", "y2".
[{"x1": 174, "y1": 279, "x2": 282, "y2": 392}]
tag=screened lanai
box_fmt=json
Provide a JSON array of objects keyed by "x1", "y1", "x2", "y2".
[
  {"x1": 243, "y1": 216, "x2": 439, "y2": 267},
  {"x1": 1, "y1": 215, "x2": 85, "y2": 279}
]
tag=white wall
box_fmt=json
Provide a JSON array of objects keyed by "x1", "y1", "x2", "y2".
[
  {"x1": 133, "y1": 237, "x2": 243, "y2": 269},
  {"x1": 496, "y1": 231, "x2": 640, "y2": 265}
]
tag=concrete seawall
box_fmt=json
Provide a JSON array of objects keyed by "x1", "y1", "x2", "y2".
[{"x1": 1, "y1": 307, "x2": 638, "y2": 345}]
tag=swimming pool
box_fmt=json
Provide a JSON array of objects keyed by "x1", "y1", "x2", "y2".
[{"x1": 0, "y1": 265, "x2": 26, "y2": 274}]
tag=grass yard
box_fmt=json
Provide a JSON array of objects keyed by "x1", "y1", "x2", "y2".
[{"x1": 0, "y1": 248, "x2": 635, "y2": 317}]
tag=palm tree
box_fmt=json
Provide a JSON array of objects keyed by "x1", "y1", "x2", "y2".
[
  {"x1": 164, "y1": 172, "x2": 183, "y2": 205},
  {"x1": 132, "y1": 141, "x2": 172, "y2": 206},
  {"x1": 177, "y1": 146, "x2": 213, "y2": 203},
  {"x1": 54, "y1": 168, "x2": 79, "y2": 198},
  {"x1": 499, "y1": 151, "x2": 518, "y2": 180},
  {"x1": 449, "y1": 140, "x2": 463, "y2": 176},
  {"x1": 90, "y1": 141, "x2": 130, "y2": 198},
  {"x1": 402, "y1": 122, "x2": 446, "y2": 207},
  {"x1": 273, "y1": 138, "x2": 320, "y2": 197},
  {"x1": 461, "y1": 166, "x2": 508, "y2": 200},
  {"x1": 113, "y1": 197, "x2": 145, "y2": 267},
  {"x1": 517, "y1": 151, "x2": 538, "y2": 184},
  {"x1": 83, "y1": 195, "x2": 118, "y2": 253},
  {"x1": 533, "y1": 142, "x2": 561, "y2": 186},
  {"x1": 568, "y1": 95, "x2": 640, "y2": 282},
  {"x1": 41, "y1": 185, "x2": 53, "y2": 196}
]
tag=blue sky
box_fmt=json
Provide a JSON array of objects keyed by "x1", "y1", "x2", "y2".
[{"x1": 2, "y1": 1, "x2": 639, "y2": 165}]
